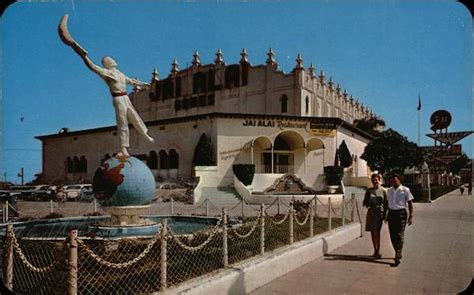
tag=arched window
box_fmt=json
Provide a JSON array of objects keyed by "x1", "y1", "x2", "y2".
[
  {"x1": 305, "y1": 96, "x2": 309, "y2": 114},
  {"x1": 169, "y1": 149, "x2": 179, "y2": 169},
  {"x1": 66, "y1": 157, "x2": 73, "y2": 173},
  {"x1": 159, "y1": 150, "x2": 169, "y2": 169},
  {"x1": 162, "y1": 78, "x2": 174, "y2": 99},
  {"x1": 148, "y1": 151, "x2": 158, "y2": 169},
  {"x1": 225, "y1": 65, "x2": 240, "y2": 89},
  {"x1": 175, "y1": 76, "x2": 182, "y2": 97},
  {"x1": 193, "y1": 72, "x2": 207, "y2": 94},
  {"x1": 73, "y1": 156, "x2": 80, "y2": 173},
  {"x1": 281, "y1": 94, "x2": 288, "y2": 113},
  {"x1": 79, "y1": 156, "x2": 87, "y2": 173}
]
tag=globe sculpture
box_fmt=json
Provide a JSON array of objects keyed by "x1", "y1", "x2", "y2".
[
  {"x1": 91, "y1": 155, "x2": 159, "y2": 235},
  {"x1": 93, "y1": 155, "x2": 155, "y2": 207}
]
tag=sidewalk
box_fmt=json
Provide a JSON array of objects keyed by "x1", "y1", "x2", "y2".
[{"x1": 250, "y1": 190, "x2": 473, "y2": 294}]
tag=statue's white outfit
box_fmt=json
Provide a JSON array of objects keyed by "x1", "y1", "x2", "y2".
[
  {"x1": 57, "y1": 15, "x2": 153, "y2": 156},
  {"x1": 83, "y1": 57, "x2": 154, "y2": 153}
]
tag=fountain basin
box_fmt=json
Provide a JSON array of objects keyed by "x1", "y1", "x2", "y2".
[{"x1": 0, "y1": 215, "x2": 218, "y2": 239}]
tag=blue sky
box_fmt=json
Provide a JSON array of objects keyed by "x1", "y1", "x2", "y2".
[{"x1": 1, "y1": 0, "x2": 472, "y2": 183}]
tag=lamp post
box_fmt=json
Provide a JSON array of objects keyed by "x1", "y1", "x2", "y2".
[{"x1": 422, "y1": 162, "x2": 431, "y2": 203}]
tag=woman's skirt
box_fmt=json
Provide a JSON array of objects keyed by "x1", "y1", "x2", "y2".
[{"x1": 365, "y1": 206, "x2": 383, "y2": 232}]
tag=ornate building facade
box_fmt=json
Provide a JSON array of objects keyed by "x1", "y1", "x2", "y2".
[{"x1": 36, "y1": 49, "x2": 376, "y2": 198}]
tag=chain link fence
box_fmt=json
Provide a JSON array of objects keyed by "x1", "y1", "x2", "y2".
[{"x1": 1, "y1": 195, "x2": 361, "y2": 294}]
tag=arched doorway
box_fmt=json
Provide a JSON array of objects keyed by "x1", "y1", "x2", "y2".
[
  {"x1": 264, "y1": 131, "x2": 305, "y2": 174},
  {"x1": 251, "y1": 136, "x2": 272, "y2": 173}
]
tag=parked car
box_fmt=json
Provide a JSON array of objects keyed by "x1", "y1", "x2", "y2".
[
  {"x1": 10, "y1": 185, "x2": 36, "y2": 200},
  {"x1": 64, "y1": 184, "x2": 93, "y2": 201},
  {"x1": 79, "y1": 185, "x2": 94, "y2": 202},
  {"x1": 30, "y1": 185, "x2": 55, "y2": 201}
]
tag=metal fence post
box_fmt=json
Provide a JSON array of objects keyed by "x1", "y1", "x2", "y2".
[
  {"x1": 222, "y1": 208, "x2": 228, "y2": 268},
  {"x1": 260, "y1": 204, "x2": 265, "y2": 255},
  {"x1": 67, "y1": 230, "x2": 78, "y2": 295},
  {"x1": 2, "y1": 204, "x2": 5, "y2": 223},
  {"x1": 350, "y1": 193, "x2": 355, "y2": 221},
  {"x1": 5, "y1": 201, "x2": 9, "y2": 222},
  {"x1": 50, "y1": 200, "x2": 54, "y2": 214},
  {"x1": 289, "y1": 204, "x2": 294, "y2": 245},
  {"x1": 309, "y1": 199, "x2": 314, "y2": 237},
  {"x1": 93, "y1": 199, "x2": 97, "y2": 213},
  {"x1": 342, "y1": 196, "x2": 346, "y2": 226},
  {"x1": 5, "y1": 224, "x2": 13, "y2": 290},
  {"x1": 170, "y1": 198, "x2": 174, "y2": 215},
  {"x1": 314, "y1": 195, "x2": 318, "y2": 218},
  {"x1": 205, "y1": 198, "x2": 209, "y2": 216},
  {"x1": 328, "y1": 197, "x2": 332, "y2": 231},
  {"x1": 160, "y1": 219, "x2": 168, "y2": 291},
  {"x1": 277, "y1": 196, "x2": 281, "y2": 215},
  {"x1": 355, "y1": 199, "x2": 363, "y2": 237},
  {"x1": 241, "y1": 199, "x2": 245, "y2": 219}
]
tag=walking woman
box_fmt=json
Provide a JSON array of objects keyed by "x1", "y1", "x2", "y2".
[{"x1": 363, "y1": 174, "x2": 387, "y2": 259}]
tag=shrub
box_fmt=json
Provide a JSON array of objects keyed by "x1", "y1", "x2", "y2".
[
  {"x1": 324, "y1": 166, "x2": 344, "y2": 185},
  {"x1": 338, "y1": 140, "x2": 352, "y2": 168},
  {"x1": 192, "y1": 133, "x2": 215, "y2": 166}
]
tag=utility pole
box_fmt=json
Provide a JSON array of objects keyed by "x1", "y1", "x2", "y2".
[{"x1": 18, "y1": 168, "x2": 24, "y2": 185}]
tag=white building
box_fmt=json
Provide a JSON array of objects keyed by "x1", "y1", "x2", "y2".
[{"x1": 36, "y1": 49, "x2": 376, "y2": 201}]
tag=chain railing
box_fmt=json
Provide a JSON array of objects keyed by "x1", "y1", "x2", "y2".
[{"x1": 2, "y1": 194, "x2": 361, "y2": 294}]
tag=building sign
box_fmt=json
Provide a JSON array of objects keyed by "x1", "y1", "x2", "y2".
[
  {"x1": 426, "y1": 131, "x2": 473, "y2": 145},
  {"x1": 430, "y1": 110, "x2": 452, "y2": 131},
  {"x1": 309, "y1": 121, "x2": 337, "y2": 137},
  {"x1": 219, "y1": 148, "x2": 244, "y2": 161},
  {"x1": 309, "y1": 129, "x2": 336, "y2": 137},
  {"x1": 310, "y1": 122, "x2": 338, "y2": 129},
  {"x1": 242, "y1": 119, "x2": 307, "y2": 130},
  {"x1": 422, "y1": 144, "x2": 462, "y2": 156}
]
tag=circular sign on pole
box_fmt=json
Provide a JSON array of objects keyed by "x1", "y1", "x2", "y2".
[{"x1": 430, "y1": 110, "x2": 451, "y2": 130}]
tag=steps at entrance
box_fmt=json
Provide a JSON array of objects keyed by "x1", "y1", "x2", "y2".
[{"x1": 199, "y1": 187, "x2": 241, "y2": 205}]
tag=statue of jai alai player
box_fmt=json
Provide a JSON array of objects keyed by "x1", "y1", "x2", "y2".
[{"x1": 58, "y1": 15, "x2": 155, "y2": 157}]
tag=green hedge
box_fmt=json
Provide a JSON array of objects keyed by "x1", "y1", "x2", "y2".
[{"x1": 324, "y1": 166, "x2": 344, "y2": 185}]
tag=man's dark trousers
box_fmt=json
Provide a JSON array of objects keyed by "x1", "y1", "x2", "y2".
[{"x1": 387, "y1": 209, "x2": 407, "y2": 258}]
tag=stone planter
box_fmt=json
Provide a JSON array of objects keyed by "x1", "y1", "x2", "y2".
[{"x1": 327, "y1": 185, "x2": 339, "y2": 194}]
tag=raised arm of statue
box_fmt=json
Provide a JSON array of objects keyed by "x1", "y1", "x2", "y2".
[
  {"x1": 126, "y1": 76, "x2": 150, "y2": 87},
  {"x1": 81, "y1": 55, "x2": 109, "y2": 79}
]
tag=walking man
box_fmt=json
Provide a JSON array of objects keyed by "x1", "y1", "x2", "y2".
[{"x1": 386, "y1": 174, "x2": 414, "y2": 266}]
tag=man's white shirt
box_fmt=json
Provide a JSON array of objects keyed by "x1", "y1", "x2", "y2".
[{"x1": 387, "y1": 185, "x2": 414, "y2": 210}]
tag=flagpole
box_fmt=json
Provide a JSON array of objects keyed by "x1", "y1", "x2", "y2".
[
  {"x1": 417, "y1": 95, "x2": 421, "y2": 146},
  {"x1": 418, "y1": 109, "x2": 420, "y2": 145}
]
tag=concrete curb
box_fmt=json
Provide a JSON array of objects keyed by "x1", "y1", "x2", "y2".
[{"x1": 165, "y1": 222, "x2": 361, "y2": 295}]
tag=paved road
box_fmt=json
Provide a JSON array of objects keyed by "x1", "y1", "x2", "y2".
[{"x1": 250, "y1": 190, "x2": 474, "y2": 294}]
